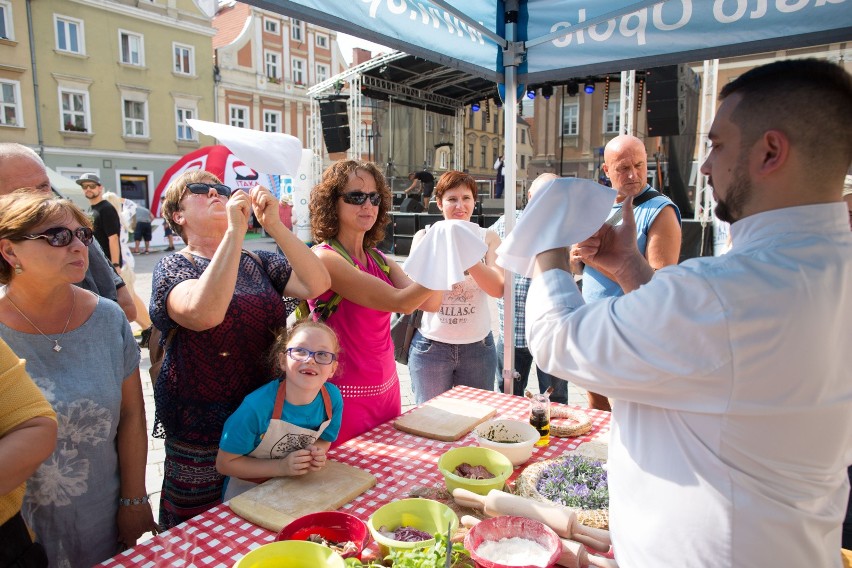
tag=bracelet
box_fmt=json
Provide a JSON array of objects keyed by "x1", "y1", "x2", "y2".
[{"x1": 118, "y1": 495, "x2": 149, "y2": 506}]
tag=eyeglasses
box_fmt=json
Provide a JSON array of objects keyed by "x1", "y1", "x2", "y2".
[
  {"x1": 340, "y1": 191, "x2": 382, "y2": 206},
  {"x1": 20, "y1": 227, "x2": 94, "y2": 247},
  {"x1": 185, "y1": 182, "x2": 232, "y2": 198},
  {"x1": 286, "y1": 347, "x2": 337, "y2": 365}
]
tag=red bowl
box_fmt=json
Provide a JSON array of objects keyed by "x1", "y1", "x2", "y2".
[
  {"x1": 464, "y1": 515, "x2": 561, "y2": 568},
  {"x1": 275, "y1": 511, "x2": 369, "y2": 560}
]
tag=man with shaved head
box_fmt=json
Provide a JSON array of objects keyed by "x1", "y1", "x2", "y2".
[
  {"x1": 575, "y1": 134, "x2": 682, "y2": 410},
  {"x1": 0, "y1": 143, "x2": 136, "y2": 321}
]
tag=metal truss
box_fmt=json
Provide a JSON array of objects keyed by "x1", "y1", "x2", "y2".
[{"x1": 693, "y1": 59, "x2": 718, "y2": 222}]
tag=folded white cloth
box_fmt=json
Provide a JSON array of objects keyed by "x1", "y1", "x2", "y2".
[
  {"x1": 187, "y1": 119, "x2": 302, "y2": 176},
  {"x1": 497, "y1": 177, "x2": 617, "y2": 277},
  {"x1": 403, "y1": 220, "x2": 488, "y2": 290}
]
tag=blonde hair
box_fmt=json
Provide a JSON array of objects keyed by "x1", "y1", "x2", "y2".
[
  {"x1": 267, "y1": 319, "x2": 340, "y2": 374},
  {"x1": 161, "y1": 170, "x2": 222, "y2": 240}
]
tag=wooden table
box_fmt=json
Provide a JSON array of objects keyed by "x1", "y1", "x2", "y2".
[{"x1": 98, "y1": 386, "x2": 611, "y2": 567}]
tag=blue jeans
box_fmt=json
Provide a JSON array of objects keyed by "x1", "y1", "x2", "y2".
[
  {"x1": 495, "y1": 339, "x2": 569, "y2": 404},
  {"x1": 408, "y1": 330, "x2": 497, "y2": 404}
]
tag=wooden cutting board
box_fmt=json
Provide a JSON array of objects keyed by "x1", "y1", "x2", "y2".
[
  {"x1": 228, "y1": 460, "x2": 376, "y2": 531},
  {"x1": 393, "y1": 397, "x2": 497, "y2": 441}
]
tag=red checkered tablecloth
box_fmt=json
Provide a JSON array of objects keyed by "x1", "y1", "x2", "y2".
[{"x1": 99, "y1": 386, "x2": 610, "y2": 567}]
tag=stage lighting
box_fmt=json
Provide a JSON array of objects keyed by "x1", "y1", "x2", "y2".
[
  {"x1": 541, "y1": 84, "x2": 554, "y2": 99},
  {"x1": 566, "y1": 80, "x2": 579, "y2": 97},
  {"x1": 584, "y1": 78, "x2": 595, "y2": 94},
  {"x1": 471, "y1": 101, "x2": 481, "y2": 112},
  {"x1": 526, "y1": 88, "x2": 536, "y2": 99}
]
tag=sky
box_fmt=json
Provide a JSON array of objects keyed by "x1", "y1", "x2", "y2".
[{"x1": 336, "y1": 32, "x2": 391, "y2": 65}]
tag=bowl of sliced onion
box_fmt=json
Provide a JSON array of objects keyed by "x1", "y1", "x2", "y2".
[{"x1": 367, "y1": 498, "x2": 458, "y2": 557}]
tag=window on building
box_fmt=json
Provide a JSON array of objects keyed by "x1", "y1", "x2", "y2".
[
  {"x1": 1, "y1": 1, "x2": 15, "y2": 41},
  {"x1": 291, "y1": 58, "x2": 305, "y2": 85},
  {"x1": 439, "y1": 151, "x2": 448, "y2": 169},
  {"x1": 55, "y1": 15, "x2": 83, "y2": 54},
  {"x1": 176, "y1": 107, "x2": 196, "y2": 141},
  {"x1": 264, "y1": 18, "x2": 279, "y2": 34},
  {"x1": 229, "y1": 105, "x2": 248, "y2": 128},
  {"x1": 59, "y1": 89, "x2": 88, "y2": 131},
  {"x1": 604, "y1": 100, "x2": 621, "y2": 134},
  {"x1": 468, "y1": 111, "x2": 474, "y2": 129},
  {"x1": 521, "y1": 129, "x2": 526, "y2": 144},
  {"x1": 119, "y1": 30, "x2": 143, "y2": 66},
  {"x1": 263, "y1": 110, "x2": 281, "y2": 133},
  {"x1": 562, "y1": 102, "x2": 579, "y2": 136},
  {"x1": 440, "y1": 116, "x2": 448, "y2": 132},
  {"x1": 426, "y1": 148, "x2": 434, "y2": 168},
  {"x1": 425, "y1": 114, "x2": 433, "y2": 133},
  {"x1": 467, "y1": 143, "x2": 474, "y2": 166},
  {"x1": 520, "y1": 155, "x2": 526, "y2": 169},
  {"x1": 315, "y1": 33, "x2": 328, "y2": 49},
  {"x1": 315, "y1": 63, "x2": 329, "y2": 83},
  {"x1": 0, "y1": 80, "x2": 21, "y2": 127},
  {"x1": 173, "y1": 43, "x2": 194, "y2": 75},
  {"x1": 290, "y1": 18, "x2": 303, "y2": 42},
  {"x1": 123, "y1": 99, "x2": 147, "y2": 137},
  {"x1": 480, "y1": 144, "x2": 487, "y2": 168},
  {"x1": 265, "y1": 51, "x2": 280, "y2": 80},
  {"x1": 481, "y1": 112, "x2": 486, "y2": 131}
]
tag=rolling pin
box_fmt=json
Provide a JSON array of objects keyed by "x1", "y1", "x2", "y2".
[
  {"x1": 460, "y1": 515, "x2": 618, "y2": 568},
  {"x1": 453, "y1": 488, "x2": 611, "y2": 552}
]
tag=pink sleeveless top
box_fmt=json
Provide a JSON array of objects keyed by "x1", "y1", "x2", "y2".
[{"x1": 309, "y1": 244, "x2": 401, "y2": 445}]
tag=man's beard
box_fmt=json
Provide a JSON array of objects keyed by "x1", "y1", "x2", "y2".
[{"x1": 714, "y1": 163, "x2": 752, "y2": 224}]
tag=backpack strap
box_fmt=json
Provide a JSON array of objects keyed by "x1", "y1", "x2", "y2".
[{"x1": 606, "y1": 188, "x2": 663, "y2": 227}]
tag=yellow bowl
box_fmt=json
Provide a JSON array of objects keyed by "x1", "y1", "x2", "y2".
[
  {"x1": 437, "y1": 446, "x2": 514, "y2": 495},
  {"x1": 367, "y1": 498, "x2": 459, "y2": 557},
  {"x1": 232, "y1": 540, "x2": 345, "y2": 568}
]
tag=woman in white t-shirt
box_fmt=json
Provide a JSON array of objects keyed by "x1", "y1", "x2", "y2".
[{"x1": 408, "y1": 171, "x2": 504, "y2": 403}]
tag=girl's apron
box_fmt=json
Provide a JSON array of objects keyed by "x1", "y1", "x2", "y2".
[{"x1": 223, "y1": 381, "x2": 333, "y2": 501}]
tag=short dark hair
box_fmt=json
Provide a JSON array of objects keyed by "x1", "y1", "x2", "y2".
[
  {"x1": 435, "y1": 170, "x2": 476, "y2": 202},
  {"x1": 720, "y1": 58, "x2": 852, "y2": 178}
]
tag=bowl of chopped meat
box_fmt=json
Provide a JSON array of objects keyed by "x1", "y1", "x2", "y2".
[
  {"x1": 438, "y1": 446, "x2": 513, "y2": 495},
  {"x1": 367, "y1": 498, "x2": 459, "y2": 557},
  {"x1": 276, "y1": 511, "x2": 369, "y2": 560}
]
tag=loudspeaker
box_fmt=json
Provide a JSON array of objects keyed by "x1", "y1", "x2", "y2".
[
  {"x1": 319, "y1": 100, "x2": 350, "y2": 153},
  {"x1": 645, "y1": 64, "x2": 700, "y2": 137}
]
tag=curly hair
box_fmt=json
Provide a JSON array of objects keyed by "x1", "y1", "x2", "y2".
[
  {"x1": 161, "y1": 170, "x2": 222, "y2": 241},
  {"x1": 435, "y1": 170, "x2": 476, "y2": 202},
  {"x1": 0, "y1": 191, "x2": 92, "y2": 284},
  {"x1": 266, "y1": 319, "x2": 341, "y2": 376},
  {"x1": 309, "y1": 160, "x2": 391, "y2": 248}
]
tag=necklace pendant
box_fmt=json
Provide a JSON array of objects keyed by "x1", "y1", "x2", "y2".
[{"x1": 53, "y1": 341, "x2": 62, "y2": 353}]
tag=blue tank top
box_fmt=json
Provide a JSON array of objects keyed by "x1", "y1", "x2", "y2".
[{"x1": 582, "y1": 186, "x2": 681, "y2": 303}]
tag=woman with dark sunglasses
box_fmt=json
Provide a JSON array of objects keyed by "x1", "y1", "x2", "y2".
[
  {"x1": 0, "y1": 192, "x2": 158, "y2": 565},
  {"x1": 151, "y1": 170, "x2": 329, "y2": 529},
  {"x1": 307, "y1": 160, "x2": 442, "y2": 446}
]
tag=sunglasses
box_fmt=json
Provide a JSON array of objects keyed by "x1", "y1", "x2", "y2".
[
  {"x1": 20, "y1": 227, "x2": 94, "y2": 247},
  {"x1": 185, "y1": 182, "x2": 232, "y2": 198},
  {"x1": 286, "y1": 347, "x2": 337, "y2": 365},
  {"x1": 340, "y1": 191, "x2": 382, "y2": 206}
]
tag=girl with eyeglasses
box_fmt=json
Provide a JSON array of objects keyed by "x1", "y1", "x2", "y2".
[
  {"x1": 215, "y1": 320, "x2": 343, "y2": 500},
  {"x1": 151, "y1": 170, "x2": 330, "y2": 529},
  {"x1": 308, "y1": 160, "x2": 442, "y2": 446},
  {"x1": 0, "y1": 192, "x2": 158, "y2": 565}
]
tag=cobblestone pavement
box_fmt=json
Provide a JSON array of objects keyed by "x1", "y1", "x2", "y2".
[{"x1": 130, "y1": 237, "x2": 586, "y2": 532}]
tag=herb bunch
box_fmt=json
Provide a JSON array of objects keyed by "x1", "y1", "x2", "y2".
[
  {"x1": 536, "y1": 455, "x2": 608, "y2": 510},
  {"x1": 343, "y1": 532, "x2": 473, "y2": 567}
]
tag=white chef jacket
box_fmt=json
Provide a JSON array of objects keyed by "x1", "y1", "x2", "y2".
[{"x1": 527, "y1": 203, "x2": 852, "y2": 568}]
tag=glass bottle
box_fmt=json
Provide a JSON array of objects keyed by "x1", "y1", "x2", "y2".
[{"x1": 529, "y1": 393, "x2": 551, "y2": 447}]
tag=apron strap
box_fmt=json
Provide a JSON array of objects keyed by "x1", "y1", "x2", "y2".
[
  {"x1": 320, "y1": 385, "x2": 332, "y2": 420},
  {"x1": 271, "y1": 379, "x2": 287, "y2": 419}
]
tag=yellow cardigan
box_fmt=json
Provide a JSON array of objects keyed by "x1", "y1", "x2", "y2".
[{"x1": 0, "y1": 337, "x2": 56, "y2": 526}]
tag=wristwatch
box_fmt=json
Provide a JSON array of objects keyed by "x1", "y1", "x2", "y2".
[{"x1": 118, "y1": 496, "x2": 149, "y2": 506}]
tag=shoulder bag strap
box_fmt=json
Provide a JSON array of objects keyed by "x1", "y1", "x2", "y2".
[{"x1": 605, "y1": 189, "x2": 663, "y2": 227}]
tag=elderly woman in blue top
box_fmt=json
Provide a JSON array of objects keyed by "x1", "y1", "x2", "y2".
[{"x1": 571, "y1": 134, "x2": 682, "y2": 411}]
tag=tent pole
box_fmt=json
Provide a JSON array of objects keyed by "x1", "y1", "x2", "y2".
[{"x1": 501, "y1": 0, "x2": 522, "y2": 397}]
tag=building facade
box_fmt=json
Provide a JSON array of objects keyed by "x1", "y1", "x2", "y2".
[{"x1": 0, "y1": 0, "x2": 217, "y2": 207}]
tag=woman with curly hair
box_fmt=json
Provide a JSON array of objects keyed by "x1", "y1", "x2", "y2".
[{"x1": 308, "y1": 160, "x2": 440, "y2": 444}]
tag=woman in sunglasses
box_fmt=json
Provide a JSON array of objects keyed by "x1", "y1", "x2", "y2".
[
  {"x1": 152, "y1": 170, "x2": 329, "y2": 529},
  {"x1": 0, "y1": 192, "x2": 157, "y2": 565},
  {"x1": 308, "y1": 160, "x2": 441, "y2": 445},
  {"x1": 407, "y1": 171, "x2": 504, "y2": 404}
]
